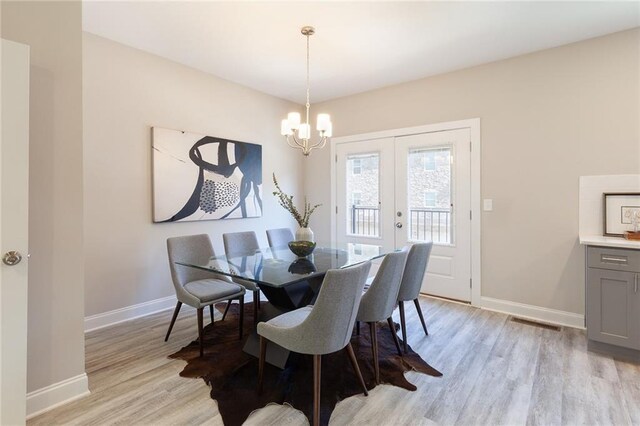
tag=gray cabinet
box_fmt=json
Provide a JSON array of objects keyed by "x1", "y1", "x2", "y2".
[{"x1": 586, "y1": 246, "x2": 640, "y2": 350}]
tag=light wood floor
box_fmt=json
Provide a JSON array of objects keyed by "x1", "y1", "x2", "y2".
[{"x1": 28, "y1": 297, "x2": 640, "y2": 425}]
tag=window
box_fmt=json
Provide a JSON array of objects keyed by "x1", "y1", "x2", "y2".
[
  {"x1": 409, "y1": 146, "x2": 452, "y2": 244},
  {"x1": 424, "y1": 191, "x2": 437, "y2": 207},
  {"x1": 352, "y1": 191, "x2": 362, "y2": 206},
  {"x1": 352, "y1": 158, "x2": 362, "y2": 175},
  {"x1": 423, "y1": 152, "x2": 436, "y2": 171},
  {"x1": 346, "y1": 153, "x2": 379, "y2": 237}
]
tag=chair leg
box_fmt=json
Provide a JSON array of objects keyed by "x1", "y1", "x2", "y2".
[
  {"x1": 222, "y1": 300, "x2": 232, "y2": 321},
  {"x1": 209, "y1": 304, "x2": 214, "y2": 323},
  {"x1": 258, "y1": 336, "x2": 266, "y2": 394},
  {"x1": 386, "y1": 317, "x2": 403, "y2": 356},
  {"x1": 414, "y1": 298, "x2": 429, "y2": 336},
  {"x1": 253, "y1": 290, "x2": 259, "y2": 326},
  {"x1": 368, "y1": 322, "x2": 380, "y2": 384},
  {"x1": 345, "y1": 343, "x2": 368, "y2": 396},
  {"x1": 197, "y1": 308, "x2": 204, "y2": 357},
  {"x1": 164, "y1": 301, "x2": 182, "y2": 342},
  {"x1": 238, "y1": 296, "x2": 244, "y2": 340},
  {"x1": 313, "y1": 354, "x2": 321, "y2": 426},
  {"x1": 399, "y1": 301, "x2": 408, "y2": 353}
]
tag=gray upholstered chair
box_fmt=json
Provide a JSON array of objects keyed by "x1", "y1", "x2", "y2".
[
  {"x1": 397, "y1": 242, "x2": 433, "y2": 353},
  {"x1": 222, "y1": 231, "x2": 261, "y2": 324},
  {"x1": 257, "y1": 261, "x2": 372, "y2": 426},
  {"x1": 266, "y1": 227, "x2": 294, "y2": 249},
  {"x1": 356, "y1": 250, "x2": 409, "y2": 383},
  {"x1": 166, "y1": 234, "x2": 246, "y2": 357}
]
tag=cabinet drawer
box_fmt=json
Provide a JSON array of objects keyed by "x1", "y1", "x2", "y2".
[{"x1": 587, "y1": 246, "x2": 640, "y2": 273}]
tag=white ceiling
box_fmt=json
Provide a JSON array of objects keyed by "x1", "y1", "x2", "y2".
[{"x1": 83, "y1": 1, "x2": 640, "y2": 104}]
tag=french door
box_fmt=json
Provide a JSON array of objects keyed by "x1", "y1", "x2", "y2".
[
  {"x1": 336, "y1": 138, "x2": 395, "y2": 252},
  {"x1": 336, "y1": 128, "x2": 472, "y2": 302}
]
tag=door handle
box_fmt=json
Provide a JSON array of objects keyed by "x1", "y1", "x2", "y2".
[
  {"x1": 2, "y1": 251, "x2": 22, "y2": 266},
  {"x1": 395, "y1": 222, "x2": 403, "y2": 229}
]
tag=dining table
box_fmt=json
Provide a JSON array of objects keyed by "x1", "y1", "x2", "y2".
[{"x1": 178, "y1": 243, "x2": 388, "y2": 367}]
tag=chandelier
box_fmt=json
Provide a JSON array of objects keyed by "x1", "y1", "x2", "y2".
[{"x1": 280, "y1": 26, "x2": 332, "y2": 156}]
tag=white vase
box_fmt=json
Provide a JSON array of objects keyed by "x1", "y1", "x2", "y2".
[{"x1": 295, "y1": 227, "x2": 314, "y2": 242}]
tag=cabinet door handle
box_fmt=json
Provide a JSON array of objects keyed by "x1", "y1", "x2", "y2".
[{"x1": 636, "y1": 273, "x2": 638, "y2": 294}]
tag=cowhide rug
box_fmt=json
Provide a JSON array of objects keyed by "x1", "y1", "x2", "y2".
[{"x1": 169, "y1": 302, "x2": 442, "y2": 425}]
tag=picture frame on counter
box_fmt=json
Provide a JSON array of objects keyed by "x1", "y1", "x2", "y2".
[{"x1": 603, "y1": 192, "x2": 640, "y2": 237}]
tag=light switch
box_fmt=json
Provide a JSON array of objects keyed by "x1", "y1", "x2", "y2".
[{"x1": 483, "y1": 199, "x2": 493, "y2": 211}]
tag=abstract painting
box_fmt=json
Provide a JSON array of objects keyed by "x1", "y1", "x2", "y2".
[{"x1": 152, "y1": 127, "x2": 262, "y2": 222}]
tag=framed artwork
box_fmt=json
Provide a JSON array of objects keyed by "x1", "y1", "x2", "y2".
[
  {"x1": 152, "y1": 127, "x2": 262, "y2": 222},
  {"x1": 603, "y1": 192, "x2": 640, "y2": 236}
]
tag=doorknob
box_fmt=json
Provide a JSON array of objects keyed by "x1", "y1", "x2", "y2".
[
  {"x1": 2, "y1": 251, "x2": 22, "y2": 266},
  {"x1": 395, "y1": 222, "x2": 403, "y2": 229}
]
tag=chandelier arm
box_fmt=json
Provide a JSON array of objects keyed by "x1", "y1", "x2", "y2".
[
  {"x1": 290, "y1": 136, "x2": 313, "y2": 154},
  {"x1": 287, "y1": 135, "x2": 304, "y2": 149},
  {"x1": 308, "y1": 136, "x2": 327, "y2": 150},
  {"x1": 318, "y1": 137, "x2": 328, "y2": 150}
]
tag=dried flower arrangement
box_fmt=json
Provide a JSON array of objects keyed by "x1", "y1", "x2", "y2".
[{"x1": 272, "y1": 173, "x2": 321, "y2": 228}]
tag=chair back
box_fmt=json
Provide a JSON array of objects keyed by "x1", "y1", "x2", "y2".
[
  {"x1": 167, "y1": 234, "x2": 217, "y2": 294},
  {"x1": 223, "y1": 231, "x2": 259, "y2": 258},
  {"x1": 302, "y1": 261, "x2": 371, "y2": 354},
  {"x1": 357, "y1": 250, "x2": 409, "y2": 322},
  {"x1": 266, "y1": 228, "x2": 294, "y2": 248},
  {"x1": 397, "y1": 242, "x2": 433, "y2": 302}
]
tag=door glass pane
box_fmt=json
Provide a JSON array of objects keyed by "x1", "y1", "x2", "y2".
[
  {"x1": 346, "y1": 153, "x2": 379, "y2": 237},
  {"x1": 407, "y1": 147, "x2": 452, "y2": 244}
]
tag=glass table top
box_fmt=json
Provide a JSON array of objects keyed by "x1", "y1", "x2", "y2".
[{"x1": 177, "y1": 243, "x2": 386, "y2": 288}]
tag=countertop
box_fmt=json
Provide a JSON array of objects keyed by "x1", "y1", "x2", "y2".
[{"x1": 579, "y1": 235, "x2": 640, "y2": 250}]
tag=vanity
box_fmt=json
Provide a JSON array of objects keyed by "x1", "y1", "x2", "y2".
[{"x1": 579, "y1": 175, "x2": 640, "y2": 360}]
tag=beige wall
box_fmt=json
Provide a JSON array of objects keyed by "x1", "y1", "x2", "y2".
[
  {"x1": 83, "y1": 33, "x2": 303, "y2": 317},
  {"x1": 1, "y1": 1, "x2": 85, "y2": 392},
  {"x1": 306, "y1": 28, "x2": 640, "y2": 315}
]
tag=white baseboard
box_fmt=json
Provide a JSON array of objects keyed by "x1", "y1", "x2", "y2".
[
  {"x1": 480, "y1": 296, "x2": 585, "y2": 329},
  {"x1": 84, "y1": 295, "x2": 177, "y2": 333},
  {"x1": 83, "y1": 291, "x2": 261, "y2": 333},
  {"x1": 26, "y1": 373, "x2": 90, "y2": 419}
]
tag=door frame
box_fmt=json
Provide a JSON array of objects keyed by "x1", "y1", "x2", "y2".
[{"x1": 330, "y1": 118, "x2": 482, "y2": 307}]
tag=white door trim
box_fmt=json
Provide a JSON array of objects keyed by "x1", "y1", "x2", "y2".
[{"x1": 330, "y1": 118, "x2": 482, "y2": 307}]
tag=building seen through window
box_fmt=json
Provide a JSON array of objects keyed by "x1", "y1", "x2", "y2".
[
  {"x1": 352, "y1": 158, "x2": 362, "y2": 175},
  {"x1": 424, "y1": 191, "x2": 437, "y2": 207},
  {"x1": 345, "y1": 148, "x2": 453, "y2": 243},
  {"x1": 346, "y1": 154, "x2": 380, "y2": 237},
  {"x1": 423, "y1": 152, "x2": 436, "y2": 171}
]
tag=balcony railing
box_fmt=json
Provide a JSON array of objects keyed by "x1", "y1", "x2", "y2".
[
  {"x1": 349, "y1": 205, "x2": 452, "y2": 243},
  {"x1": 350, "y1": 205, "x2": 379, "y2": 236},
  {"x1": 409, "y1": 207, "x2": 451, "y2": 244}
]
